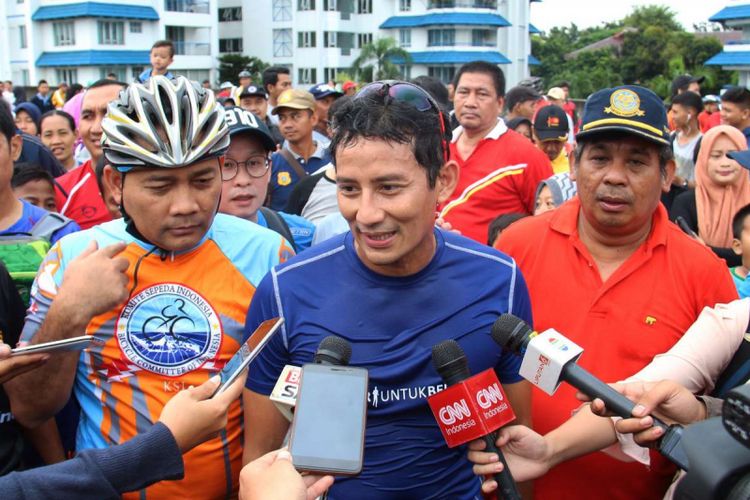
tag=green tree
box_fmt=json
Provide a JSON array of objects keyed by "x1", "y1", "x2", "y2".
[
  {"x1": 351, "y1": 38, "x2": 411, "y2": 82},
  {"x1": 218, "y1": 55, "x2": 269, "y2": 85}
]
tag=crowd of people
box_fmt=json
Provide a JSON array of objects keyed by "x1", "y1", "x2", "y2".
[{"x1": 0, "y1": 36, "x2": 748, "y2": 499}]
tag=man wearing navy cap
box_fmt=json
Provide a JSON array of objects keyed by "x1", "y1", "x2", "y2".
[
  {"x1": 220, "y1": 106, "x2": 314, "y2": 252},
  {"x1": 532, "y1": 104, "x2": 570, "y2": 173},
  {"x1": 309, "y1": 83, "x2": 342, "y2": 143},
  {"x1": 238, "y1": 85, "x2": 283, "y2": 146},
  {"x1": 481, "y1": 85, "x2": 737, "y2": 500}
]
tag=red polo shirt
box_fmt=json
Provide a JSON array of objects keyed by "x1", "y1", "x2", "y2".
[
  {"x1": 440, "y1": 120, "x2": 552, "y2": 244},
  {"x1": 54, "y1": 160, "x2": 112, "y2": 230},
  {"x1": 496, "y1": 198, "x2": 737, "y2": 500}
]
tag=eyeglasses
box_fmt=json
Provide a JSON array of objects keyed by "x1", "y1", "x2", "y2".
[
  {"x1": 222, "y1": 155, "x2": 270, "y2": 181},
  {"x1": 356, "y1": 80, "x2": 451, "y2": 163}
]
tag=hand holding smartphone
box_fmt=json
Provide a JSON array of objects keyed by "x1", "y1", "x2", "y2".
[
  {"x1": 11, "y1": 335, "x2": 93, "y2": 356},
  {"x1": 288, "y1": 363, "x2": 369, "y2": 476}
]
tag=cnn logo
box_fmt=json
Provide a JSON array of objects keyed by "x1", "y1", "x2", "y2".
[{"x1": 439, "y1": 399, "x2": 471, "y2": 424}]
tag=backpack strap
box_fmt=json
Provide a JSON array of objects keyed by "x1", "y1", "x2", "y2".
[
  {"x1": 279, "y1": 148, "x2": 308, "y2": 180},
  {"x1": 259, "y1": 207, "x2": 295, "y2": 248},
  {"x1": 29, "y1": 212, "x2": 74, "y2": 241}
]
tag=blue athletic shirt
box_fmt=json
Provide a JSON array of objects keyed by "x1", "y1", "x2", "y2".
[
  {"x1": 256, "y1": 209, "x2": 314, "y2": 252},
  {"x1": 2, "y1": 200, "x2": 80, "y2": 244},
  {"x1": 245, "y1": 228, "x2": 531, "y2": 500}
]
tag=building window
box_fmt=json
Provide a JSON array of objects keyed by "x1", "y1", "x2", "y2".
[
  {"x1": 56, "y1": 68, "x2": 78, "y2": 84},
  {"x1": 323, "y1": 0, "x2": 336, "y2": 10},
  {"x1": 19, "y1": 25, "x2": 27, "y2": 49},
  {"x1": 21, "y1": 70, "x2": 29, "y2": 86},
  {"x1": 98, "y1": 21, "x2": 124, "y2": 45},
  {"x1": 357, "y1": 0, "x2": 371, "y2": 14},
  {"x1": 273, "y1": 29, "x2": 292, "y2": 57},
  {"x1": 324, "y1": 31, "x2": 337, "y2": 48},
  {"x1": 398, "y1": 29, "x2": 410, "y2": 48},
  {"x1": 130, "y1": 21, "x2": 142, "y2": 33},
  {"x1": 324, "y1": 67, "x2": 344, "y2": 82},
  {"x1": 357, "y1": 33, "x2": 372, "y2": 48},
  {"x1": 298, "y1": 68, "x2": 317, "y2": 84},
  {"x1": 273, "y1": 0, "x2": 292, "y2": 21},
  {"x1": 132, "y1": 67, "x2": 144, "y2": 80},
  {"x1": 298, "y1": 31, "x2": 316, "y2": 48},
  {"x1": 399, "y1": 65, "x2": 412, "y2": 79},
  {"x1": 428, "y1": 29, "x2": 454, "y2": 47},
  {"x1": 399, "y1": 0, "x2": 411, "y2": 10},
  {"x1": 174, "y1": 69, "x2": 210, "y2": 83},
  {"x1": 166, "y1": 26, "x2": 185, "y2": 54},
  {"x1": 218, "y1": 7, "x2": 242, "y2": 22},
  {"x1": 298, "y1": 0, "x2": 315, "y2": 10},
  {"x1": 99, "y1": 67, "x2": 125, "y2": 81},
  {"x1": 219, "y1": 38, "x2": 243, "y2": 53},
  {"x1": 53, "y1": 21, "x2": 75, "y2": 46},
  {"x1": 428, "y1": 66, "x2": 455, "y2": 83},
  {"x1": 472, "y1": 29, "x2": 496, "y2": 47}
]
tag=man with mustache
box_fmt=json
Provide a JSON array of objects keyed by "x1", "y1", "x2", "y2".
[
  {"x1": 439, "y1": 61, "x2": 552, "y2": 243},
  {"x1": 491, "y1": 85, "x2": 737, "y2": 499},
  {"x1": 219, "y1": 106, "x2": 314, "y2": 252}
]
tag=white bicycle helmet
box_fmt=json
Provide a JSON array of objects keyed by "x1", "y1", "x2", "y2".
[{"x1": 101, "y1": 75, "x2": 229, "y2": 169}]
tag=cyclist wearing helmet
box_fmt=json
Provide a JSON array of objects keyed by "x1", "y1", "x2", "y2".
[{"x1": 6, "y1": 76, "x2": 294, "y2": 499}]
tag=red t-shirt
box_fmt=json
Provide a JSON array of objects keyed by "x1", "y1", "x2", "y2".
[
  {"x1": 496, "y1": 198, "x2": 738, "y2": 500},
  {"x1": 698, "y1": 110, "x2": 721, "y2": 133},
  {"x1": 54, "y1": 159, "x2": 112, "y2": 230},
  {"x1": 440, "y1": 120, "x2": 553, "y2": 243}
]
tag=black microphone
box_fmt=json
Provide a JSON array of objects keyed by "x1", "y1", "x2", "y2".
[
  {"x1": 491, "y1": 314, "x2": 689, "y2": 471},
  {"x1": 432, "y1": 340, "x2": 521, "y2": 500},
  {"x1": 314, "y1": 335, "x2": 352, "y2": 366}
]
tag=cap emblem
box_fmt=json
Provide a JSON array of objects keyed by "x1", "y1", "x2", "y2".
[{"x1": 605, "y1": 89, "x2": 645, "y2": 118}]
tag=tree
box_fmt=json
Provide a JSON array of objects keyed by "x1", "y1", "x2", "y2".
[
  {"x1": 218, "y1": 55, "x2": 269, "y2": 85},
  {"x1": 351, "y1": 38, "x2": 411, "y2": 82}
]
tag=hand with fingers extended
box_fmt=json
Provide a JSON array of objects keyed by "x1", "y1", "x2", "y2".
[
  {"x1": 582, "y1": 380, "x2": 707, "y2": 447},
  {"x1": 158, "y1": 370, "x2": 247, "y2": 453},
  {"x1": 0, "y1": 343, "x2": 48, "y2": 385},
  {"x1": 55, "y1": 241, "x2": 130, "y2": 322},
  {"x1": 467, "y1": 425, "x2": 553, "y2": 493},
  {"x1": 239, "y1": 448, "x2": 334, "y2": 500}
]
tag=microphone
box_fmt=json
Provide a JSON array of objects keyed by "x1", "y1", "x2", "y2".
[
  {"x1": 270, "y1": 336, "x2": 352, "y2": 420},
  {"x1": 491, "y1": 314, "x2": 689, "y2": 470},
  {"x1": 429, "y1": 340, "x2": 521, "y2": 500}
]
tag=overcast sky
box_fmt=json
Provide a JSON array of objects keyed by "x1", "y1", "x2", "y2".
[{"x1": 530, "y1": 0, "x2": 731, "y2": 32}]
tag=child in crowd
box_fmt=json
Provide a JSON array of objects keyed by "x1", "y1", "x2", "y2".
[
  {"x1": 487, "y1": 213, "x2": 527, "y2": 246},
  {"x1": 730, "y1": 203, "x2": 750, "y2": 298},
  {"x1": 11, "y1": 165, "x2": 57, "y2": 212},
  {"x1": 136, "y1": 40, "x2": 175, "y2": 83}
]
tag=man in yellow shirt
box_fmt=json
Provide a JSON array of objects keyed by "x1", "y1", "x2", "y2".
[
  {"x1": 50, "y1": 82, "x2": 68, "y2": 109},
  {"x1": 533, "y1": 104, "x2": 570, "y2": 173}
]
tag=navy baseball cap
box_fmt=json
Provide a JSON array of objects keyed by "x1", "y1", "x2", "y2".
[
  {"x1": 728, "y1": 150, "x2": 750, "y2": 171},
  {"x1": 576, "y1": 85, "x2": 670, "y2": 146},
  {"x1": 239, "y1": 85, "x2": 268, "y2": 99},
  {"x1": 533, "y1": 105, "x2": 570, "y2": 141},
  {"x1": 309, "y1": 83, "x2": 343, "y2": 100},
  {"x1": 224, "y1": 107, "x2": 276, "y2": 151}
]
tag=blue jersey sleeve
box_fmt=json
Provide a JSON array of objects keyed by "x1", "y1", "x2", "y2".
[
  {"x1": 279, "y1": 212, "x2": 315, "y2": 252},
  {"x1": 244, "y1": 271, "x2": 290, "y2": 394},
  {"x1": 50, "y1": 220, "x2": 81, "y2": 245},
  {"x1": 495, "y1": 262, "x2": 532, "y2": 384}
]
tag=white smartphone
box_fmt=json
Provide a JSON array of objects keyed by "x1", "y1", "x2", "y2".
[
  {"x1": 212, "y1": 317, "x2": 284, "y2": 397},
  {"x1": 289, "y1": 363, "x2": 369, "y2": 475},
  {"x1": 11, "y1": 335, "x2": 93, "y2": 356}
]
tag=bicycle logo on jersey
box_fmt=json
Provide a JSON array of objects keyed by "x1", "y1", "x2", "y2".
[{"x1": 116, "y1": 283, "x2": 222, "y2": 376}]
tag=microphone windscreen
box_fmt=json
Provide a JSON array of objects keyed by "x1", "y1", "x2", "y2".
[
  {"x1": 491, "y1": 314, "x2": 533, "y2": 354},
  {"x1": 314, "y1": 335, "x2": 352, "y2": 366}
]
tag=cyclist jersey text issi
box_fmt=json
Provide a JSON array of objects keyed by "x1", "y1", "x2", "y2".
[{"x1": 22, "y1": 214, "x2": 294, "y2": 499}]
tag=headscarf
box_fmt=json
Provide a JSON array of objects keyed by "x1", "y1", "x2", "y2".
[
  {"x1": 535, "y1": 172, "x2": 578, "y2": 208},
  {"x1": 14, "y1": 102, "x2": 41, "y2": 133},
  {"x1": 695, "y1": 125, "x2": 750, "y2": 247}
]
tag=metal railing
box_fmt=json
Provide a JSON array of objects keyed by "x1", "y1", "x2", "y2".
[
  {"x1": 165, "y1": 0, "x2": 210, "y2": 14},
  {"x1": 172, "y1": 41, "x2": 211, "y2": 55},
  {"x1": 428, "y1": 1, "x2": 497, "y2": 8}
]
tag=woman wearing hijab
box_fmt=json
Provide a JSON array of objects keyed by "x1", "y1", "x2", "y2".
[
  {"x1": 13, "y1": 102, "x2": 41, "y2": 136},
  {"x1": 670, "y1": 125, "x2": 750, "y2": 266}
]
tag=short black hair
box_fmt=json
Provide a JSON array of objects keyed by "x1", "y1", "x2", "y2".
[
  {"x1": 327, "y1": 95, "x2": 351, "y2": 126},
  {"x1": 733, "y1": 203, "x2": 750, "y2": 239},
  {"x1": 66, "y1": 83, "x2": 83, "y2": 102},
  {"x1": 41, "y1": 110, "x2": 76, "y2": 133},
  {"x1": 554, "y1": 81, "x2": 571, "y2": 89},
  {"x1": 262, "y1": 66, "x2": 290, "y2": 90},
  {"x1": 410, "y1": 76, "x2": 450, "y2": 109},
  {"x1": 88, "y1": 78, "x2": 128, "y2": 91},
  {"x1": 504, "y1": 86, "x2": 540, "y2": 113},
  {"x1": 671, "y1": 91, "x2": 703, "y2": 115},
  {"x1": 488, "y1": 213, "x2": 527, "y2": 245},
  {"x1": 721, "y1": 87, "x2": 750, "y2": 109},
  {"x1": 574, "y1": 131, "x2": 673, "y2": 178},
  {"x1": 0, "y1": 99, "x2": 15, "y2": 143},
  {"x1": 329, "y1": 84, "x2": 451, "y2": 188},
  {"x1": 11, "y1": 164, "x2": 54, "y2": 190},
  {"x1": 38, "y1": 80, "x2": 48, "y2": 87},
  {"x1": 453, "y1": 61, "x2": 505, "y2": 97},
  {"x1": 202, "y1": 79, "x2": 210, "y2": 84},
  {"x1": 151, "y1": 39, "x2": 174, "y2": 58},
  {"x1": 106, "y1": 72, "x2": 117, "y2": 79}
]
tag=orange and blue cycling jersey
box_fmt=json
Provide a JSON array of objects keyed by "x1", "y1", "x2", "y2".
[{"x1": 22, "y1": 214, "x2": 294, "y2": 499}]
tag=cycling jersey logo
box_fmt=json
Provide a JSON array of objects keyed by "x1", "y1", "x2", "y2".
[{"x1": 116, "y1": 283, "x2": 222, "y2": 376}]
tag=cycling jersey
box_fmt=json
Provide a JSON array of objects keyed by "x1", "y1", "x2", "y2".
[{"x1": 22, "y1": 214, "x2": 293, "y2": 499}]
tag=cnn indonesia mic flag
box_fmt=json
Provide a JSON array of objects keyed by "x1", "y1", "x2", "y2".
[{"x1": 427, "y1": 369, "x2": 516, "y2": 447}]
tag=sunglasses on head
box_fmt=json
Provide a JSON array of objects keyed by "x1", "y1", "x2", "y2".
[{"x1": 356, "y1": 80, "x2": 451, "y2": 163}]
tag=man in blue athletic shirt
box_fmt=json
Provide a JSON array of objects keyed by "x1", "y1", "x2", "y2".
[{"x1": 243, "y1": 81, "x2": 532, "y2": 499}]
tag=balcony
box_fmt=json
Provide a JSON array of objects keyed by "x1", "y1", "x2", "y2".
[
  {"x1": 173, "y1": 41, "x2": 210, "y2": 55},
  {"x1": 428, "y1": 1, "x2": 497, "y2": 8},
  {"x1": 164, "y1": 0, "x2": 210, "y2": 14}
]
